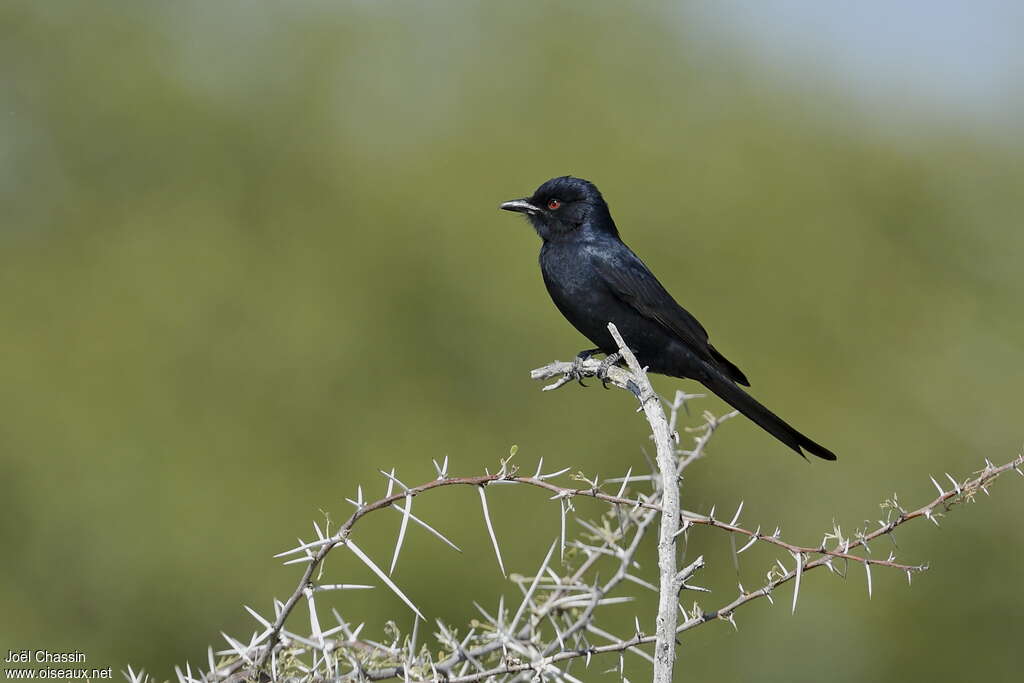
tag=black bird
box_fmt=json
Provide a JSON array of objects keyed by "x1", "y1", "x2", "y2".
[{"x1": 501, "y1": 176, "x2": 836, "y2": 461}]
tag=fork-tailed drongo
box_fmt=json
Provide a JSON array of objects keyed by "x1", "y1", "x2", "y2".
[{"x1": 501, "y1": 176, "x2": 836, "y2": 461}]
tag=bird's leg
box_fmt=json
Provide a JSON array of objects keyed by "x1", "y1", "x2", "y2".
[
  {"x1": 568, "y1": 348, "x2": 602, "y2": 387},
  {"x1": 596, "y1": 352, "x2": 623, "y2": 389}
]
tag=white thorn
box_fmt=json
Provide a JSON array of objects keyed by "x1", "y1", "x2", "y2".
[
  {"x1": 478, "y1": 486, "x2": 506, "y2": 577},
  {"x1": 729, "y1": 501, "x2": 744, "y2": 526},
  {"x1": 346, "y1": 539, "x2": 424, "y2": 620},
  {"x1": 791, "y1": 552, "x2": 803, "y2": 615},
  {"x1": 389, "y1": 493, "x2": 413, "y2": 575}
]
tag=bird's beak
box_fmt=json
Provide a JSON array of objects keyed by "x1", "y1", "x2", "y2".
[{"x1": 500, "y1": 198, "x2": 541, "y2": 216}]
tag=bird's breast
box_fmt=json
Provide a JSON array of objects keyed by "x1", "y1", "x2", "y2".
[{"x1": 539, "y1": 242, "x2": 622, "y2": 349}]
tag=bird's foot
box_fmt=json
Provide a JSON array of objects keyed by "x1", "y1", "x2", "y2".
[
  {"x1": 568, "y1": 348, "x2": 601, "y2": 387},
  {"x1": 596, "y1": 352, "x2": 622, "y2": 389}
]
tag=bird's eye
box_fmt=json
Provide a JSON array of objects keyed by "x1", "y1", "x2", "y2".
[{"x1": 547, "y1": 199, "x2": 561, "y2": 210}]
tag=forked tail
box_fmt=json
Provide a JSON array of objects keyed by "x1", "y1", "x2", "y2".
[{"x1": 700, "y1": 370, "x2": 837, "y2": 461}]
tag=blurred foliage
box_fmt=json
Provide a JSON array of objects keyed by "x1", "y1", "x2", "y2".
[{"x1": 1, "y1": 2, "x2": 1022, "y2": 681}]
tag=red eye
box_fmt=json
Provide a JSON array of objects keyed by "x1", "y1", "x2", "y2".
[{"x1": 547, "y1": 198, "x2": 561, "y2": 210}]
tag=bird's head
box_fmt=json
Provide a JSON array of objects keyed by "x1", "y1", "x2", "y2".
[{"x1": 500, "y1": 176, "x2": 616, "y2": 241}]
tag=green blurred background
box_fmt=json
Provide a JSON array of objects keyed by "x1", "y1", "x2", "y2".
[{"x1": 2, "y1": 2, "x2": 1022, "y2": 681}]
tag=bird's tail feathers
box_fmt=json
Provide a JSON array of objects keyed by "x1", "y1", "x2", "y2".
[
  {"x1": 701, "y1": 370, "x2": 836, "y2": 461},
  {"x1": 708, "y1": 344, "x2": 749, "y2": 386}
]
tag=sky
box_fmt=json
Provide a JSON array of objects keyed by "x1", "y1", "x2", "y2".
[{"x1": 690, "y1": 1, "x2": 1023, "y2": 129}]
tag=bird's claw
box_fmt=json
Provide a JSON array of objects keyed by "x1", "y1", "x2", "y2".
[
  {"x1": 567, "y1": 348, "x2": 601, "y2": 387},
  {"x1": 568, "y1": 357, "x2": 587, "y2": 387},
  {"x1": 597, "y1": 352, "x2": 622, "y2": 389}
]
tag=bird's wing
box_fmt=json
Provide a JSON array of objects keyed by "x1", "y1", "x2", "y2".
[
  {"x1": 591, "y1": 247, "x2": 712, "y2": 356},
  {"x1": 590, "y1": 245, "x2": 751, "y2": 385}
]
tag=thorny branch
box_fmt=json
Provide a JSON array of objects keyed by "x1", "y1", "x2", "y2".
[
  {"x1": 136, "y1": 328, "x2": 1024, "y2": 683},
  {"x1": 598, "y1": 324, "x2": 682, "y2": 682}
]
